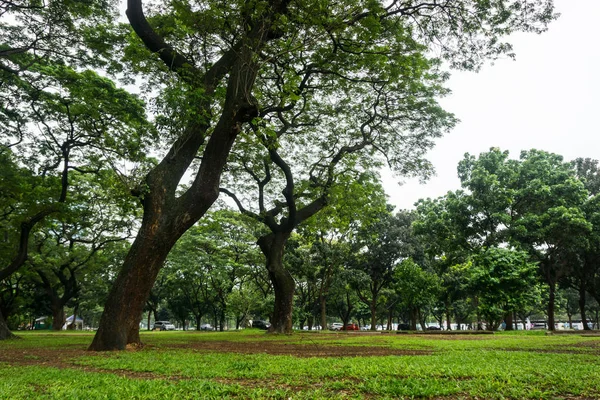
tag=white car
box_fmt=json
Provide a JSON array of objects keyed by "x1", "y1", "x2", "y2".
[
  {"x1": 329, "y1": 323, "x2": 343, "y2": 331},
  {"x1": 153, "y1": 321, "x2": 176, "y2": 331}
]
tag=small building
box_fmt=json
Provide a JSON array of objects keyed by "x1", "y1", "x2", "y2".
[{"x1": 34, "y1": 316, "x2": 51, "y2": 330}]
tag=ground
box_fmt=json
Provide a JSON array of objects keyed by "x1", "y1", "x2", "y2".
[{"x1": 1, "y1": 330, "x2": 599, "y2": 399}]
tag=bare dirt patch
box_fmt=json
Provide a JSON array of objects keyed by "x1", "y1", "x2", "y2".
[
  {"x1": 166, "y1": 339, "x2": 431, "y2": 357},
  {"x1": 0, "y1": 347, "x2": 185, "y2": 380}
]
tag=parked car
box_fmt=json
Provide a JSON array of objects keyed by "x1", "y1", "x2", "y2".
[
  {"x1": 397, "y1": 323, "x2": 411, "y2": 331},
  {"x1": 426, "y1": 325, "x2": 442, "y2": 331},
  {"x1": 153, "y1": 321, "x2": 176, "y2": 331},
  {"x1": 342, "y1": 323, "x2": 359, "y2": 331},
  {"x1": 200, "y1": 323, "x2": 214, "y2": 331},
  {"x1": 252, "y1": 320, "x2": 271, "y2": 330},
  {"x1": 329, "y1": 323, "x2": 344, "y2": 331}
]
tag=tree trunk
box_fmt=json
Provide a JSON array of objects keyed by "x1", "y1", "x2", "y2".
[
  {"x1": 547, "y1": 281, "x2": 556, "y2": 331},
  {"x1": 445, "y1": 301, "x2": 452, "y2": 331},
  {"x1": 0, "y1": 309, "x2": 16, "y2": 340},
  {"x1": 319, "y1": 294, "x2": 327, "y2": 331},
  {"x1": 579, "y1": 284, "x2": 590, "y2": 330},
  {"x1": 52, "y1": 304, "x2": 65, "y2": 331},
  {"x1": 68, "y1": 304, "x2": 79, "y2": 330},
  {"x1": 195, "y1": 314, "x2": 202, "y2": 331},
  {"x1": 418, "y1": 308, "x2": 427, "y2": 331},
  {"x1": 409, "y1": 307, "x2": 418, "y2": 331},
  {"x1": 147, "y1": 313, "x2": 152, "y2": 331},
  {"x1": 369, "y1": 298, "x2": 377, "y2": 331},
  {"x1": 504, "y1": 312, "x2": 514, "y2": 331},
  {"x1": 258, "y1": 232, "x2": 294, "y2": 334},
  {"x1": 219, "y1": 310, "x2": 225, "y2": 332},
  {"x1": 89, "y1": 228, "x2": 180, "y2": 350}
]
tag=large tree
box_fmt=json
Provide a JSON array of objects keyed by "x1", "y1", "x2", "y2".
[{"x1": 87, "y1": 0, "x2": 557, "y2": 348}]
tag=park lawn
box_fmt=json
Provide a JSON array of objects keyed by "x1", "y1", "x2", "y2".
[{"x1": 1, "y1": 330, "x2": 599, "y2": 399}]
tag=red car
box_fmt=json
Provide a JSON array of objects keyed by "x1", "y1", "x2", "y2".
[{"x1": 342, "y1": 323, "x2": 359, "y2": 331}]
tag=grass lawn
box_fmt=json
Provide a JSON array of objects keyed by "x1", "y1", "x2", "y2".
[{"x1": 1, "y1": 330, "x2": 599, "y2": 399}]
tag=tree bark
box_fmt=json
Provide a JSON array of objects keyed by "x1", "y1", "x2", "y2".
[
  {"x1": 369, "y1": 296, "x2": 378, "y2": 331},
  {"x1": 319, "y1": 294, "x2": 327, "y2": 331},
  {"x1": 68, "y1": 303, "x2": 79, "y2": 330},
  {"x1": 89, "y1": 228, "x2": 179, "y2": 350},
  {"x1": 258, "y1": 232, "x2": 294, "y2": 334},
  {"x1": 51, "y1": 303, "x2": 65, "y2": 331},
  {"x1": 409, "y1": 307, "x2": 418, "y2": 331},
  {"x1": 579, "y1": 283, "x2": 590, "y2": 330},
  {"x1": 445, "y1": 300, "x2": 452, "y2": 331},
  {"x1": 547, "y1": 281, "x2": 556, "y2": 331},
  {"x1": 0, "y1": 309, "x2": 16, "y2": 340},
  {"x1": 504, "y1": 312, "x2": 514, "y2": 331}
]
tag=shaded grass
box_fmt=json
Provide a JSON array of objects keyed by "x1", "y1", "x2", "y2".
[{"x1": 1, "y1": 330, "x2": 600, "y2": 399}]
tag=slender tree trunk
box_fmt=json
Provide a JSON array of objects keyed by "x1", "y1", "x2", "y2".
[
  {"x1": 196, "y1": 314, "x2": 201, "y2": 331},
  {"x1": 68, "y1": 303, "x2": 79, "y2": 330},
  {"x1": 445, "y1": 300, "x2": 452, "y2": 331},
  {"x1": 147, "y1": 313, "x2": 152, "y2": 331},
  {"x1": 386, "y1": 308, "x2": 393, "y2": 331},
  {"x1": 319, "y1": 294, "x2": 327, "y2": 331},
  {"x1": 0, "y1": 309, "x2": 16, "y2": 340},
  {"x1": 258, "y1": 232, "x2": 294, "y2": 334},
  {"x1": 418, "y1": 308, "x2": 427, "y2": 331},
  {"x1": 579, "y1": 284, "x2": 590, "y2": 330},
  {"x1": 475, "y1": 296, "x2": 482, "y2": 330},
  {"x1": 548, "y1": 281, "x2": 556, "y2": 331},
  {"x1": 369, "y1": 298, "x2": 377, "y2": 331}
]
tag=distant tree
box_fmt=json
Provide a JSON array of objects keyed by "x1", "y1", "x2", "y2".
[
  {"x1": 349, "y1": 208, "x2": 409, "y2": 331},
  {"x1": 394, "y1": 259, "x2": 441, "y2": 330},
  {"x1": 460, "y1": 248, "x2": 538, "y2": 330},
  {"x1": 509, "y1": 150, "x2": 591, "y2": 330}
]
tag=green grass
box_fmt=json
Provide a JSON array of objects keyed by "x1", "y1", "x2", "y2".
[{"x1": 1, "y1": 330, "x2": 599, "y2": 399}]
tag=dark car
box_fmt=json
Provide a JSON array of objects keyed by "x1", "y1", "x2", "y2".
[
  {"x1": 342, "y1": 323, "x2": 359, "y2": 331},
  {"x1": 397, "y1": 323, "x2": 411, "y2": 331},
  {"x1": 252, "y1": 320, "x2": 271, "y2": 330},
  {"x1": 426, "y1": 325, "x2": 442, "y2": 330}
]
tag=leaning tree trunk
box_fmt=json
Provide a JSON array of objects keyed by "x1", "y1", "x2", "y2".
[
  {"x1": 88, "y1": 0, "x2": 278, "y2": 352},
  {"x1": 0, "y1": 309, "x2": 16, "y2": 340},
  {"x1": 258, "y1": 232, "x2": 294, "y2": 334},
  {"x1": 89, "y1": 224, "x2": 181, "y2": 350}
]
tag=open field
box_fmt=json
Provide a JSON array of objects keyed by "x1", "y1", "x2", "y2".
[{"x1": 1, "y1": 330, "x2": 600, "y2": 399}]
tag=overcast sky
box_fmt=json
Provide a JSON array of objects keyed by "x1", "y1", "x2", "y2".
[{"x1": 384, "y1": 0, "x2": 600, "y2": 211}]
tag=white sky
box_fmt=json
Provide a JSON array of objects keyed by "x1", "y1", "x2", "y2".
[{"x1": 384, "y1": 0, "x2": 600, "y2": 210}]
